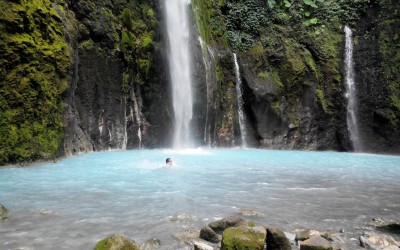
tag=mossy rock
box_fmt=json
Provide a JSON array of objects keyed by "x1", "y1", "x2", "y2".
[
  {"x1": 94, "y1": 234, "x2": 140, "y2": 250},
  {"x1": 0, "y1": 204, "x2": 10, "y2": 221},
  {"x1": 221, "y1": 225, "x2": 266, "y2": 250}
]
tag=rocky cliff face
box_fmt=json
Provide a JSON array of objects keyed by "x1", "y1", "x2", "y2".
[
  {"x1": 353, "y1": 2, "x2": 400, "y2": 154},
  {"x1": 191, "y1": 0, "x2": 400, "y2": 153},
  {"x1": 61, "y1": 0, "x2": 172, "y2": 155}
]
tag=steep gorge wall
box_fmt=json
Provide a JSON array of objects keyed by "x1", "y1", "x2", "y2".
[
  {"x1": 61, "y1": 0, "x2": 172, "y2": 154},
  {"x1": 191, "y1": 0, "x2": 400, "y2": 153},
  {"x1": 353, "y1": 1, "x2": 400, "y2": 153}
]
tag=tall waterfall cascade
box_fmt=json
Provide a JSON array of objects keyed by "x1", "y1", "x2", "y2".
[
  {"x1": 344, "y1": 26, "x2": 362, "y2": 151},
  {"x1": 165, "y1": 0, "x2": 194, "y2": 148},
  {"x1": 233, "y1": 53, "x2": 248, "y2": 147}
]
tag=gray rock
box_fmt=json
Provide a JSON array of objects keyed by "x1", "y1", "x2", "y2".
[
  {"x1": 359, "y1": 232, "x2": 399, "y2": 250},
  {"x1": 194, "y1": 241, "x2": 214, "y2": 250},
  {"x1": 266, "y1": 226, "x2": 291, "y2": 250},
  {"x1": 208, "y1": 215, "x2": 248, "y2": 234},
  {"x1": 295, "y1": 229, "x2": 321, "y2": 242},
  {"x1": 299, "y1": 235, "x2": 332, "y2": 250},
  {"x1": 200, "y1": 225, "x2": 221, "y2": 243}
]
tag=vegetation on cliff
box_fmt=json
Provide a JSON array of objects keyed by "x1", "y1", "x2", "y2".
[
  {"x1": 378, "y1": 1, "x2": 400, "y2": 126},
  {"x1": 192, "y1": 0, "x2": 400, "y2": 150},
  {"x1": 118, "y1": 1, "x2": 157, "y2": 86},
  {"x1": 0, "y1": 0, "x2": 71, "y2": 165}
]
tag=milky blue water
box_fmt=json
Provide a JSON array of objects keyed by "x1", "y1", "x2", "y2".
[{"x1": 1, "y1": 149, "x2": 400, "y2": 249}]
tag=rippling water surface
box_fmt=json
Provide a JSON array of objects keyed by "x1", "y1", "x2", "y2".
[{"x1": 1, "y1": 149, "x2": 400, "y2": 249}]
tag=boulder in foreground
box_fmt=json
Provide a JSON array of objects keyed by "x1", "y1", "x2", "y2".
[
  {"x1": 221, "y1": 225, "x2": 266, "y2": 250},
  {"x1": 94, "y1": 234, "x2": 140, "y2": 250}
]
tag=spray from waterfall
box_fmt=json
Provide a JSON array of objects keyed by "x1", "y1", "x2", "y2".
[
  {"x1": 344, "y1": 26, "x2": 362, "y2": 151},
  {"x1": 165, "y1": 0, "x2": 193, "y2": 148},
  {"x1": 233, "y1": 53, "x2": 248, "y2": 147}
]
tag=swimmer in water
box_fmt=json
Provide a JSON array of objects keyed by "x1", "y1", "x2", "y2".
[{"x1": 165, "y1": 158, "x2": 173, "y2": 166}]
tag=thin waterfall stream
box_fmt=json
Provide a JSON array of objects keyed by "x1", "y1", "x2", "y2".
[
  {"x1": 233, "y1": 53, "x2": 248, "y2": 147},
  {"x1": 165, "y1": 0, "x2": 193, "y2": 148},
  {"x1": 344, "y1": 26, "x2": 362, "y2": 151}
]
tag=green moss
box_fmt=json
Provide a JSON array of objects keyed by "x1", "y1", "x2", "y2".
[
  {"x1": 118, "y1": 3, "x2": 157, "y2": 83},
  {"x1": 258, "y1": 70, "x2": 283, "y2": 90},
  {"x1": 284, "y1": 39, "x2": 307, "y2": 76},
  {"x1": 272, "y1": 100, "x2": 281, "y2": 113},
  {"x1": 380, "y1": 28, "x2": 400, "y2": 116},
  {"x1": 94, "y1": 235, "x2": 140, "y2": 250},
  {"x1": 222, "y1": 226, "x2": 265, "y2": 250},
  {"x1": 316, "y1": 88, "x2": 330, "y2": 114},
  {"x1": 191, "y1": 0, "x2": 228, "y2": 47},
  {"x1": 138, "y1": 59, "x2": 150, "y2": 76},
  {"x1": 79, "y1": 39, "x2": 95, "y2": 50},
  {"x1": 0, "y1": 0, "x2": 71, "y2": 165}
]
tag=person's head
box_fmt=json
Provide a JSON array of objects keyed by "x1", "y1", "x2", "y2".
[{"x1": 166, "y1": 158, "x2": 172, "y2": 165}]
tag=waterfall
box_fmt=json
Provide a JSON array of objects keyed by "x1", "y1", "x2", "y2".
[
  {"x1": 131, "y1": 88, "x2": 142, "y2": 149},
  {"x1": 344, "y1": 26, "x2": 362, "y2": 151},
  {"x1": 165, "y1": 0, "x2": 193, "y2": 148},
  {"x1": 198, "y1": 37, "x2": 216, "y2": 147},
  {"x1": 233, "y1": 53, "x2": 248, "y2": 147}
]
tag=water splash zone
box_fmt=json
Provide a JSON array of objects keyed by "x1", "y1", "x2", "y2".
[{"x1": 1, "y1": 149, "x2": 400, "y2": 249}]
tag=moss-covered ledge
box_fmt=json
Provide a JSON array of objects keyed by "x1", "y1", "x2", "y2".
[{"x1": 0, "y1": 0, "x2": 71, "y2": 165}]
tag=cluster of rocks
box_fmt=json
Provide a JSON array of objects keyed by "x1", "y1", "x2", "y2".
[{"x1": 93, "y1": 215, "x2": 400, "y2": 250}]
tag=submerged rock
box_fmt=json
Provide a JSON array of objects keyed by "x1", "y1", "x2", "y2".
[
  {"x1": 370, "y1": 218, "x2": 400, "y2": 234},
  {"x1": 221, "y1": 225, "x2": 266, "y2": 250},
  {"x1": 236, "y1": 208, "x2": 263, "y2": 216},
  {"x1": 94, "y1": 234, "x2": 140, "y2": 250},
  {"x1": 0, "y1": 204, "x2": 10, "y2": 221},
  {"x1": 141, "y1": 238, "x2": 161, "y2": 250},
  {"x1": 172, "y1": 229, "x2": 200, "y2": 246},
  {"x1": 168, "y1": 213, "x2": 196, "y2": 223}
]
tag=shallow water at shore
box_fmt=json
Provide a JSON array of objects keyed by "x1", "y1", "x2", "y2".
[{"x1": 1, "y1": 149, "x2": 400, "y2": 249}]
